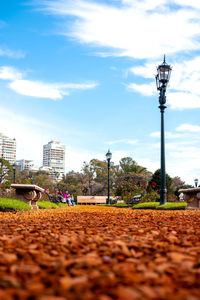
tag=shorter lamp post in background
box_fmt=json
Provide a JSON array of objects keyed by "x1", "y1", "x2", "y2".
[
  {"x1": 29, "y1": 174, "x2": 33, "y2": 184},
  {"x1": 194, "y1": 178, "x2": 198, "y2": 188},
  {"x1": 106, "y1": 149, "x2": 112, "y2": 205},
  {"x1": 13, "y1": 163, "x2": 16, "y2": 184},
  {"x1": 155, "y1": 55, "x2": 172, "y2": 205}
]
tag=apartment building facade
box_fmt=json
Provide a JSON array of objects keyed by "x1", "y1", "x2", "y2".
[
  {"x1": 0, "y1": 133, "x2": 16, "y2": 165},
  {"x1": 43, "y1": 141, "x2": 65, "y2": 180},
  {"x1": 16, "y1": 159, "x2": 34, "y2": 171}
]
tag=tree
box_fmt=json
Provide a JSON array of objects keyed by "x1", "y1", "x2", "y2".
[
  {"x1": 0, "y1": 158, "x2": 13, "y2": 184},
  {"x1": 82, "y1": 161, "x2": 95, "y2": 195},
  {"x1": 171, "y1": 176, "x2": 193, "y2": 200},
  {"x1": 119, "y1": 157, "x2": 148, "y2": 175},
  {"x1": 61, "y1": 171, "x2": 86, "y2": 195},
  {"x1": 148, "y1": 169, "x2": 173, "y2": 200}
]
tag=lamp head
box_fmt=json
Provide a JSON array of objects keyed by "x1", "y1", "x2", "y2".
[
  {"x1": 106, "y1": 149, "x2": 112, "y2": 161},
  {"x1": 156, "y1": 55, "x2": 172, "y2": 90},
  {"x1": 194, "y1": 178, "x2": 198, "y2": 187}
]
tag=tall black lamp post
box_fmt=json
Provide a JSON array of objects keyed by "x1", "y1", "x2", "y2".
[
  {"x1": 13, "y1": 163, "x2": 16, "y2": 184},
  {"x1": 194, "y1": 178, "x2": 198, "y2": 188},
  {"x1": 106, "y1": 149, "x2": 112, "y2": 204},
  {"x1": 156, "y1": 55, "x2": 172, "y2": 205}
]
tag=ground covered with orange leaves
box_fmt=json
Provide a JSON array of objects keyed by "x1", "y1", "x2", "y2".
[{"x1": 0, "y1": 206, "x2": 200, "y2": 300}]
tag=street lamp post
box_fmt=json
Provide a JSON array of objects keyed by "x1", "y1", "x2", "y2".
[
  {"x1": 106, "y1": 149, "x2": 112, "y2": 205},
  {"x1": 194, "y1": 178, "x2": 198, "y2": 188},
  {"x1": 156, "y1": 55, "x2": 172, "y2": 205},
  {"x1": 13, "y1": 163, "x2": 16, "y2": 184}
]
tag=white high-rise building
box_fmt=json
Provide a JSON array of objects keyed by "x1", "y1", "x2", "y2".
[
  {"x1": 16, "y1": 159, "x2": 34, "y2": 171},
  {"x1": 0, "y1": 133, "x2": 16, "y2": 165},
  {"x1": 43, "y1": 141, "x2": 65, "y2": 180}
]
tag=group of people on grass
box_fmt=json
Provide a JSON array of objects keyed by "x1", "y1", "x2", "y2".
[{"x1": 58, "y1": 191, "x2": 75, "y2": 206}]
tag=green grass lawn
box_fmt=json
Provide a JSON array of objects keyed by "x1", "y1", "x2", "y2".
[
  {"x1": 157, "y1": 202, "x2": 187, "y2": 210},
  {"x1": 97, "y1": 203, "x2": 130, "y2": 207},
  {"x1": 37, "y1": 201, "x2": 58, "y2": 209},
  {"x1": 133, "y1": 202, "x2": 160, "y2": 209},
  {"x1": 0, "y1": 198, "x2": 31, "y2": 212},
  {"x1": 0, "y1": 198, "x2": 188, "y2": 212},
  {"x1": 57, "y1": 203, "x2": 69, "y2": 207},
  {"x1": 133, "y1": 202, "x2": 187, "y2": 210}
]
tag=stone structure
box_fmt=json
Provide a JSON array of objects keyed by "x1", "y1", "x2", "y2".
[
  {"x1": 179, "y1": 187, "x2": 200, "y2": 208},
  {"x1": 11, "y1": 184, "x2": 45, "y2": 210}
]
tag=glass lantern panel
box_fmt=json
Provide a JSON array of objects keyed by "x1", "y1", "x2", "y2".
[{"x1": 106, "y1": 151, "x2": 112, "y2": 160}]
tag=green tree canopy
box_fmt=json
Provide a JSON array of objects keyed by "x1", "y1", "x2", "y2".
[
  {"x1": 0, "y1": 158, "x2": 13, "y2": 184},
  {"x1": 148, "y1": 169, "x2": 173, "y2": 200}
]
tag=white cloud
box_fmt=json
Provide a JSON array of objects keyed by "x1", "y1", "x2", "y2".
[
  {"x1": 65, "y1": 149, "x2": 104, "y2": 172},
  {"x1": 150, "y1": 131, "x2": 184, "y2": 139},
  {"x1": 150, "y1": 132, "x2": 160, "y2": 138},
  {"x1": 174, "y1": 0, "x2": 200, "y2": 9},
  {"x1": 130, "y1": 63, "x2": 156, "y2": 79},
  {"x1": 106, "y1": 139, "x2": 138, "y2": 145},
  {"x1": 137, "y1": 157, "x2": 159, "y2": 172},
  {"x1": 0, "y1": 66, "x2": 98, "y2": 100},
  {"x1": 167, "y1": 92, "x2": 200, "y2": 110},
  {"x1": 130, "y1": 55, "x2": 200, "y2": 110},
  {"x1": 170, "y1": 146, "x2": 200, "y2": 159},
  {"x1": 0, "y1": 66, "x2": 22, "y2": 80},
  {"x1": 38, "y1": 1, "x2": 200, "y2": 109},
  {"x1": 9, "y1": 80, "x2": 69, "y2": 100},
  {"x1": 40, "y1": 0, "x2": 200, "y2": 59},
  {"x1": 128, "y1": 82, "x2": 155, "y2": 96},
  {"x1": 0, "y1": 106, "x2": 100, "y2": 172},
  {"x1": 176, "y1": 123, "x2": 200, "y2": 133},
  {"x1": 0, "y1": 107, "x2": 51, "y2": 167},
  {"x1": 0, "y1": 47, "x2": 25, "y2": 59}
]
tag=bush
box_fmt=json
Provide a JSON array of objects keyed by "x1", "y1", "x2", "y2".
[
  {"x1": 37, "y1": 201, "x2": 58, "y2": 209},
  {"x1": 157, "y1": 202, "x2": 187, "y2": 210},
  {"x1": 0, "y1": 198, "x2": 31, "y2": 212},
  {"x1": 133, "y1": 202, "x2": 159, "y2": 209},
  {"x1": 140, "y1": 191, "x2": 159, "y2": 203}
]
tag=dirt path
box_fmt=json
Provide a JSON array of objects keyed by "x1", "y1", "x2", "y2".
[{"x1": 0, "y1": 206, "x2": 199, "y2": 300}]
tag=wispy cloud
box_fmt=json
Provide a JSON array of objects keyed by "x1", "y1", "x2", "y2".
[
  {"x1": 106, "y1": 139, "x2": 138, "y2": 145},
  {"x1": 150, "y1": 131, "x2": 185, "y2": 139},
  {"x1": 0, "y1": 46, "x2": 26, "y2": 58},
  {"x1": 37, "y1": 0, "x2": 200, "y2": 109},
  {"x1": 39, "y1": 0, "x2": 200, "y2": 59},
  {"x1": 129, "y1": 55, "x2": 200, "y2": 110},
  {"x1": 0, "y1": 66, "x2": 23, "y2": 80},
  {"x1": 176, "y1": 123, "x2": 200, "y2": 132},
  {"x1": 0, "y1": 66, "x2": 98, "y2": 100},
  {"x1": 127, "y1": 82, "x2": 155, "y2": 96}
]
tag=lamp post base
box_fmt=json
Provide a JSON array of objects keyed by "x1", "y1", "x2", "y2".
[
  {"x1": 106, "y1": 198, "x2": 112, "y2": 205},
  {"x1": 159, "y1": 188, "x2": 167, "y2": 205}
]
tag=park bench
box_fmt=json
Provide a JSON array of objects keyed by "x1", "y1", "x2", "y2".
[
  {"x1": 77, "y1": 196, "x2": 107, "y2": 205},
  {"x1": 77, "y1": 196, "x2": 118, "y2": 205},
  {"x1": 11, "y1": 184, "x2": 45, "y2": 210},
  {"x1": 126, "y1": 194, "x2": 142, "y2": 205}
]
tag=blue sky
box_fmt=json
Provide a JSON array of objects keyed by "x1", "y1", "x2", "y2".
[{"x1": 1, "y1": 0, "x2": 200, "y2": 184}]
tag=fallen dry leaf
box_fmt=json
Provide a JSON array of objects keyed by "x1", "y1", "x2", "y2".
[{"x1": 0, "y1": 206, "x2": 199, "y2": 300}]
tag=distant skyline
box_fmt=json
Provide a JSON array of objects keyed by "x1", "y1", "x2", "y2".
[{"x1": 1, "y1": 0, "x2": 200, "y2": 184}]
